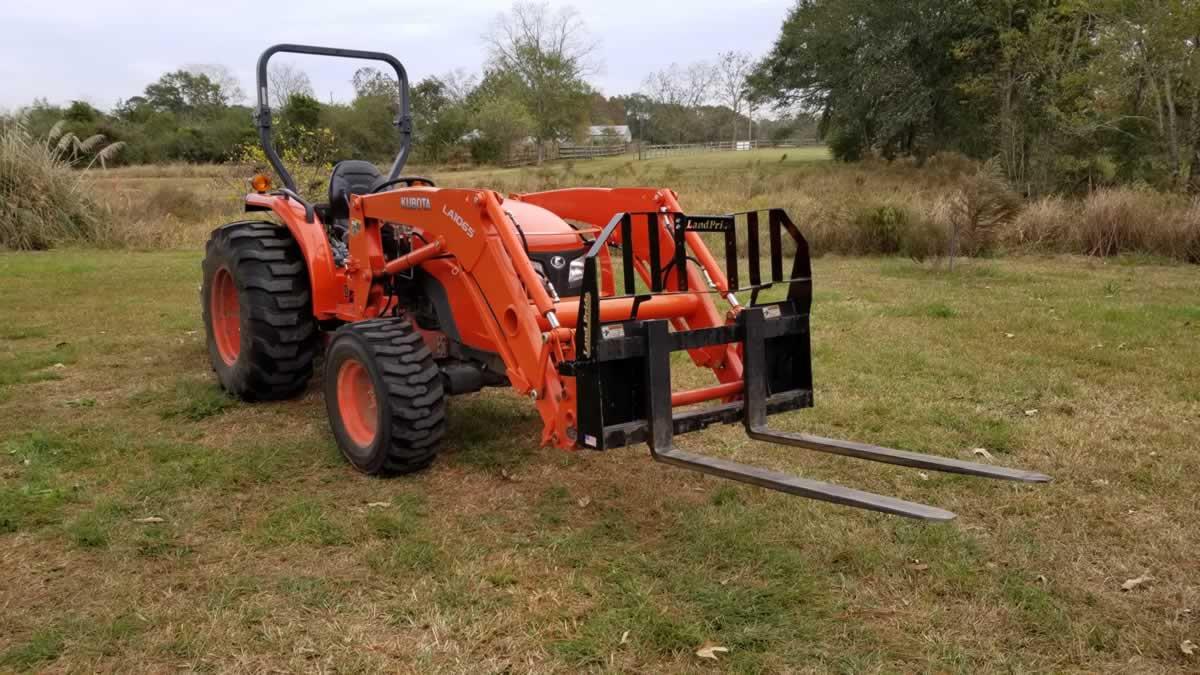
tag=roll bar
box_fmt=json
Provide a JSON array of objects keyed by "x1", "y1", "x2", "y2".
[{"x1": 254, "y1": 43, "x2": 412, "y2": 194}]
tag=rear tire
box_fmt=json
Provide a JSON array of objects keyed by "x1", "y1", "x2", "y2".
[
  {"x1": 201, "y1": 220, "x2": 317, "y2": 400},
  {"x1": 324, "y1": 319, "x2": 446, "y2": 474}
]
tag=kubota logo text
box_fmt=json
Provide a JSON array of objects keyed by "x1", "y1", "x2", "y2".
[{"x1": 443, "y1": 205, "x2": 476, "y2": 238}]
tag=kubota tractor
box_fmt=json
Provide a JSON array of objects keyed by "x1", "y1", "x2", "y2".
[{"x1": 201, "y1": 45, "x2": 1049, "y2": 520}]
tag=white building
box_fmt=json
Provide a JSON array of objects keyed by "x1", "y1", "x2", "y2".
[{"x1": 588, "y1": 125, "x2": 632, "y2": 144}]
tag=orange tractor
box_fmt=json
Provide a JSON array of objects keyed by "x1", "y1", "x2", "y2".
[{"x1": 202, "y1": 44, "x2": 1048, "y2": 520}]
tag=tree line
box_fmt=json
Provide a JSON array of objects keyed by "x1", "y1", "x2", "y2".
[
  {"x1": 749, "y1": 0, "x2": 1200, "y2": 193},
  {"x1": 19, "y1": 0, "x2": 1184, "y2": 195},
  {"x1": 4, "y1": 3, "x2": 811, "y2": 169}
]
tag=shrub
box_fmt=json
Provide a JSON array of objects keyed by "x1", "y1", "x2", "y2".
[
  {"x1": 1006, "y1": 196, "x2": 1075, "y2": 249},
  {"x1": 1076, "y1": 187, "x2": 1163, "y2": 256},
  {"x1": 942, "y1": 159, "x2": 1021, "y2": 262},
  {"x1": 0, "y1": 119, "x2": 123, "y2": 250},
  {"x1": 852, "y1": 205, "x2": 907, "y2": 254}
]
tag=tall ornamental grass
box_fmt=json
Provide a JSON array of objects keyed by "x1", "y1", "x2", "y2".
[{"x1": 0, "y1": 119, "x2": 124, "y2": 250}]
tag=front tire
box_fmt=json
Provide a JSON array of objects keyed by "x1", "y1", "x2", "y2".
[
  {"x1": 324, "y1": 319, "x2": 446, "y2": 474},
  {"x1": 201, "y1": 220, "x2": 317, "y2": 400}
]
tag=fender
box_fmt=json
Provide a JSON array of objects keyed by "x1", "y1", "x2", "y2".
[{"x1": 245, "y1": 193, "x2": 343, "y2": 319}]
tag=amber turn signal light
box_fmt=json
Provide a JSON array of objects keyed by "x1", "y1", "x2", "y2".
[{"x1": 250, "y1": 174, "x2": 272, "y2": 193}]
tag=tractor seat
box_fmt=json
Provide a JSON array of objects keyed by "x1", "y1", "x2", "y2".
[{"x1": 327, "y1": 160, "x2": 382, "y2": 234}]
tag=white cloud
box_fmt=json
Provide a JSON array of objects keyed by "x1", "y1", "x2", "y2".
[{"x1": 0, "y1": 0, "x2": 792, "y2": 108}]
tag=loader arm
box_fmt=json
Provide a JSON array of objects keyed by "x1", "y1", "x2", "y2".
[
  {"x1": 515, "y1": 187, "x2": 744, "y2": 384},
  {"x1": 349, "y1": 188, "x2": 579, "y2": 445}
]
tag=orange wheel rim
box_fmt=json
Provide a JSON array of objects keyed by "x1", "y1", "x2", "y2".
[
  {"x1": 211, "y1": 267, "x2": 240, "y2": 365},
  {"x1": 337, "y1": 359, "x2": 378, "y2": 447}
]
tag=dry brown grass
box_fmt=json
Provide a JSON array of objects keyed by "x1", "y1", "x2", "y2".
[
  {"x1": 79, "y1": 151, "x2": 1200, "y2": 265},
  {"x1": 0, "y1": 120, "x2": 122, "y2": 250},
  {"x1": 1008, "y1": 189, "x2": 1200, "y2": 262}
]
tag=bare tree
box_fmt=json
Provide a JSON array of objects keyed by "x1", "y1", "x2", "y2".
[
  {"x1": 486, "y1": 2, "x2": 599, "y2": 161},
  {"x1": 642, "y1": 61, "x2": 715, "y2": 142},
  {"x1": 268, "y1": 62, "x2": 314, "y2": 108},
  {"x1": 644, "y1": 62, "x2": 715, "y2": 108},
  {"x1": 184, "y1": 64, "x2": 245, "y2": 104},
  {"x1": 440, "y1": 68, "x2": 479, "y2": 103},
  {"x1": 714, "y1": 51, "x2": 753, "y2": 145}
]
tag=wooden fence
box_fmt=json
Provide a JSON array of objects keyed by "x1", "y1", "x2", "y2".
[
  {"x1": 638, "y1": 138, "x2": 822, "y2": 160},
  {"x1": 500, "y1": 137, "x2": 822, "y2": 167},
  {"x1": 502, "y1": 143, "x2": 629, "y2": 168}
]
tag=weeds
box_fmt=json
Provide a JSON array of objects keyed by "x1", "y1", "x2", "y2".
[
  {"x1": 38, "y1": 150, "x2": 1198, "y2": 263},
  {"x1": 1006, "y1": 188, "x2": 1200, "y2": 262}
]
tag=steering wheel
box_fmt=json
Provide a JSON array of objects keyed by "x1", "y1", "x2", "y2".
[{"x1": 370, "y1": 176, "x2": 436, "y2": 193}]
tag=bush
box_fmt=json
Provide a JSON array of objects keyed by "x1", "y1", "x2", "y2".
[
  {"x1": 941, "y1": 160, "x2": 1021, "y2": 260},
  {"x1": 852, "y1": 205, "x2": 906, "y2": 254},
  {"x1": 0, "y1": 119, "x2": 123, "y2": 250}
]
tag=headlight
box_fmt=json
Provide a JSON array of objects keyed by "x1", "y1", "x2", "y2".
[{"x1": 568, "y1": 258, "x2": 585, "y2": 285}]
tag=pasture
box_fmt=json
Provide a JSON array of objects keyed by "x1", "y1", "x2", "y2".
[{"x1": 1, "y1": 151, "x2": 1198, "y2": 673}]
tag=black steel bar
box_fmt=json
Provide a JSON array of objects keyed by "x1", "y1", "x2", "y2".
[
  {"x1": 620, "y1": 213, "x2": 635, "y2": 295},
  {"x1": 648, "y1": 212, "x2": 663, "y2": 292},
  {"x1": 746, "y1": 211, "x2": 761, "y2": 288},
  {"x1": 724, "y1": 225, "x2": 739, "y2": 292},
  {"x1": 575, "y1": 256, "x2": 602, "y2": 360},
  {"x1": 672, "y1": 215, "x2": 688, "y2": 292},
  {"x1": 651, "y1": 447, "x2": 956, "y2": 521},
  {"x1": 602, "y1": 391, "x2": 808, "y2": 449},
  {"x1": 742, "y1": 307, "x2": 770, "y2": 429},
  {"x1": 630, "y1": 294, "x2": 651, "y2": 321},
  {"x1": 592, "y1": 313, "x2": 806, "y2": 362},
  {"x1": 644, "y1": 320, "x2": 675, "y2": 452},
  {"x1": 773, "y1": 209, "x2": 813, "y2": 307},
  {"x1": 255, "y1": 44, "x2": 411, "y2": 193},
  {"x1": 769, "y1": 211, "x2": 784, "y2": 282},
  {"x1": 746, "y1": 431, "x2": 1054, "y2": 483}
]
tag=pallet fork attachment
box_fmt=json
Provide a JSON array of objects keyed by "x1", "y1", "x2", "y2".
[
  {"x1": 567, "y1": 208, "x2": 1050, "y2": 521},
  {"x1": 643, "y1": 312, "x2": 1050, "y2": 521}
]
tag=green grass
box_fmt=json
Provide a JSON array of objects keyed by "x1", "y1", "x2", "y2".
[
  {"x1": 0, "y1": 249, "x2": 1197, "y2": 672},
  {"x1": 255, "y1": 498, "x2": 350, "y2": 547},
  {"x1": 0, "y1": 627, "x2": 65, "y2": 669},
  {"x1": 140, "y1": 377, "x2": 236, "y2": 421}
]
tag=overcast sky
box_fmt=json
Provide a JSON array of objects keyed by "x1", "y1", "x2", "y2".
[{"x1": 0, "y1": 0, "x2": 793, "y2": 111}]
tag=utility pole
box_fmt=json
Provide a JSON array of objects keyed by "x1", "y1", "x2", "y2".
[{"x1": 747, "y1": 100, "x2": 753, "y2": 147}]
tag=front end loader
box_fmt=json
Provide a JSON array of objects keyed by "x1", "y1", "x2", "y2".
[{"x1": 201, "y1": 44, "x2": 1049, "y2": 521}]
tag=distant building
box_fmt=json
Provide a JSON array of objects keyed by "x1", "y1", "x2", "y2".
[{"x1": 588, "y1": 125, "x2": 632, "y2": 144}]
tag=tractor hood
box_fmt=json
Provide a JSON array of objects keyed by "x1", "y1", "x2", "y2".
[{"x1": 502, "y1": 200, "x2": 586, "y2": 252}]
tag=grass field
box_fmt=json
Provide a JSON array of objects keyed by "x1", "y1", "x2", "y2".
[{"x1": 1, "y1": 244, "x2": 1198, "y2": 672}]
